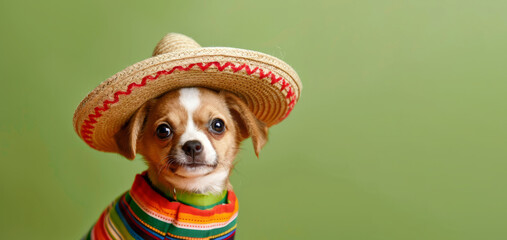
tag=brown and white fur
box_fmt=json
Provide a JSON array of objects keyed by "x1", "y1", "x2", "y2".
[{"x1": 114, "y1": 87, "x2": 268, "y2": 196}]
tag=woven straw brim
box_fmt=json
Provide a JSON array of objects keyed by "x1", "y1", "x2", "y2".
[{"x1": 73, "y1": 47, "x2": 302, "y2": 153}]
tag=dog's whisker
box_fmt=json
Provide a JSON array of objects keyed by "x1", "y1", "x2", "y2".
[{"x1": 155, "y1": 154, "x2": 180, "y2": 175}]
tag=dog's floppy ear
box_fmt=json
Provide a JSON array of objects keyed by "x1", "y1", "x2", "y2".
[
  {"x1": 222, "y1": 91, "x2": 268, "y2": 157},
  {"x1": 114, "y1": 100, "x2": 153, "y2": 160}
]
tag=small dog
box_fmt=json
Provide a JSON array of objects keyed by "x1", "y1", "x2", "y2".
[
  {"x1": 115, "y1": 87, "x2": 268, "y2": 195},
  {"x1": 83, "y1": 87, "x2": 268, "y2": 239},
  {"x1": 80, "y1": 33, "x2": 301, "y2": 240}
]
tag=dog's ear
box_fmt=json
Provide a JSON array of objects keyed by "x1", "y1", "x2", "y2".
[
  {"x1": 114, "y1": 100, "x2": 153, "y2": 160},
  {"x1": 222, "y1": 91, "x2": 268, "y2": 157}
]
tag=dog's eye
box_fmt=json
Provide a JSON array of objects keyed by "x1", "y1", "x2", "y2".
[
  {"x1": 156, "y1": 124, "x2": 172, "y2": 139},
  {"x1": 209, "y1": 118, "x2": 225, "y2": 134}
]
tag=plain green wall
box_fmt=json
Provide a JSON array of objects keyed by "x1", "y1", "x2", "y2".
[{"x1": 1, "y1": 0, "x2": 507, "y2": 239}]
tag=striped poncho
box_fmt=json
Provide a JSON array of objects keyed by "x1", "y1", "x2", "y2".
[{"x1": 84, "y1": 172, "x2": 238, "y2": 240}]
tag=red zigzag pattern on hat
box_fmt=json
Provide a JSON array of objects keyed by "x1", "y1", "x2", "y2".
[{"x1": 80, "y1": 61, "x2": 297, "y2": 148}]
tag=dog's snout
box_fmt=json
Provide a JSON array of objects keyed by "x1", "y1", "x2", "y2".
[{"x1": 182, "y1": 140, "x2": 203, "y2": 157}]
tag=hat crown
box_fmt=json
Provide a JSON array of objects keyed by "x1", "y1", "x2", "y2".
[{"x1": 152, "y1": 33, "x2": 201, "y2": 56}]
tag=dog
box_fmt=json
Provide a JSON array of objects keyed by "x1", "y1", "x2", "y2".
[
  {"x1": 85, "y1": 87, "x2": 268, "y2": 239},
  {"x1": 78, "y1": 32, "x2": 302, "y2": 240}
]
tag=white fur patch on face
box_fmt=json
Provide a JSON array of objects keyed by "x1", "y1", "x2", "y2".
[
  {"x1": 179, "y1": 88, "x2": 200, "y2": 115},
  {"x1": 177, "y1": 88, "x2": 217, "y2": 176},
  {"x1": 166, "y1": 169, "x2": 229, "y2": 194}
]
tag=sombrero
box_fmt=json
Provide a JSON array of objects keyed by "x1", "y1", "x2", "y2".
[{"x1": 73, "y1": 33, "x2": 302, "y2": 152}]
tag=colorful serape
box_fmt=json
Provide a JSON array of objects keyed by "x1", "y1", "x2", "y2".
[{"x1": 84, "y1": 172, "x2": 238, "y2": 240}]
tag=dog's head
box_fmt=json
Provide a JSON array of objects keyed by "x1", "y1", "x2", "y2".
[{"x1": 114, "y1": 87, "x2": 268, "y2": 193}]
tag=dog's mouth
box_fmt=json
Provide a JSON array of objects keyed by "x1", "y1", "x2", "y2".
[
  {"x1": 166, "y1": 160, "x2": 218, "y2": 173},
  {"x1": 180, "y1": 162, "x2": 217, "y2": 168},
  {"x1": 166, "y1": 161, "x2": 218, "y2": 178}
]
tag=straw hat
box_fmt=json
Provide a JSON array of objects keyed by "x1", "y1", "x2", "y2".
[{"x1": 73, "y1": 33, "x2": 302, "y2": 152}]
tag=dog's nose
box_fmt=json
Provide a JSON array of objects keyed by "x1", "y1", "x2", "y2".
[{"x1": 182, "y1": 140, "x2": 203, "y2": 157}]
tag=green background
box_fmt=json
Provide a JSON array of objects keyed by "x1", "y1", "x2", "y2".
[{"x1": 1, "y1": 0, "x2": 506, "y2": 239}]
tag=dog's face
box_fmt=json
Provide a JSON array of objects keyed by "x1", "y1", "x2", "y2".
[{"x1": 114, "y1": 87, "x2": 268, "y2": 194}]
